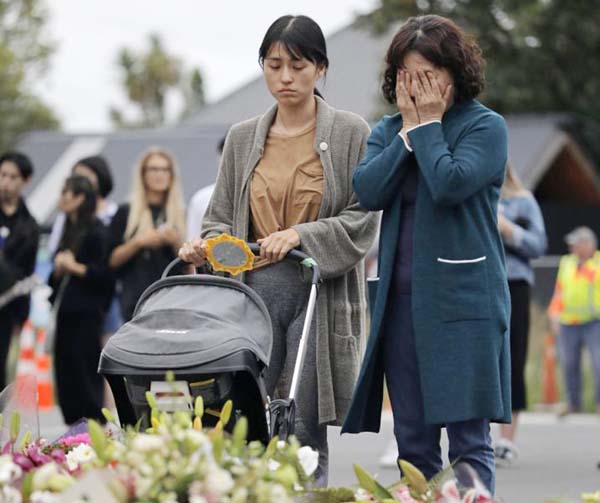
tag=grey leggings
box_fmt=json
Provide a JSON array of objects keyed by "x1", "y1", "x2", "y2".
[{"x1": 245, "y1": 260, "x2": 328, "y2": 484}]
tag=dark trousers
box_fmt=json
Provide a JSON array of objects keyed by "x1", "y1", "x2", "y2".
[
  {"x1": 508, "y1": 280, "x2": 530, "y2": 411},
  {"x1": 384, "y1": 292, "x2": 495, "y2": 493},
  {"x1": 0, "y1": 312, "x2": 13, "y2": 391},
  {"x1": 246, "y1": 261, "x2": 328, "y2": 485},
  {"x1": 54, "y1": 310, "x2": 104, "y2": 425}
]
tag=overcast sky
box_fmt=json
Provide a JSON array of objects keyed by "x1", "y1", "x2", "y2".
[{"x1": 37, "y1": 0, "x2": 376, "y2": 132}]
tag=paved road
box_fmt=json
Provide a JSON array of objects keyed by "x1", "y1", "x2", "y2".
[{"x1": 34, "y1": 409, "x2": 600, "y2": 503}]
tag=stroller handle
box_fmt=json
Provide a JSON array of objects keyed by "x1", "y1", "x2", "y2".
[{"x1": 163, "y1": 243, "x2": 321, "y2": 284}]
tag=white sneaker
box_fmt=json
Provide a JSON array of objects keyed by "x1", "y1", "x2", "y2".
[
  {"x1": 379, "y1": 442, "x2": 399, "y2": 468},
  {"x1": 494, "y1": 438, "x2": 519, "y2": 467}
]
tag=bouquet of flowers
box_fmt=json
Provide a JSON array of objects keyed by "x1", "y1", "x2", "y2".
[
  {"x1": 349, "y1": 460, "x2": 495, "y2": 503},
  {"x1": 0, "y1": 390, "x2": 319, "y2": 503}
]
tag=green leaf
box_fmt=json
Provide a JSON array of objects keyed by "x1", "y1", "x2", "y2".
[
  {"x1": 194, "y1": 396, "x2": 204, "y2": 418},
  {"x1": 354, "y1": 464, "x2": 394, "y2": 500},
  {"x1": 220, "y1": 400, "x2": 233, "y2": 426},
  {"x1": 399, "y1": 460, "x2": 428, "y2": 495},
  {"x1": 166, "y1": 370, "x2": 175, "y2": 382},
  {"x1": 145, "y1": 391, "x2": 157, "y2": 409},
  {"x1": 102, "y1": 408, "x2": 116, "y2": 424},
  {"x1": 21, "y1": 471, "x2": 34, "y2": 501},
  {"x1": 18, "y1": 431, "x2": 32, "y2": 450},
  {"x1": 232, "y1": 416, "x2": 248, "y2": 454},
  {"x1": 88, "y1": 419, "x2": 107, "y2": 463},
  {"x1": 265, "y1": 436, "x2": 279, "y2": 458},
  {"x1": 9, "y1": 412, "x2": 20, "y2": 443}
]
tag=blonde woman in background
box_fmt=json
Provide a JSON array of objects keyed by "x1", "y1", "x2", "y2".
[
  {"x1": 495, "y1": 164, "x2": 547, "y2": 465},
  {"x1": 108, "y1": 147, "x2": 186, "y2": 321}
]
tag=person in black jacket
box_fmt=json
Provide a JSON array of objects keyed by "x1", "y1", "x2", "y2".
[
  {"x1": 0, "y1": 152, "x2": 40, "y2": 390},
  {"x1": 108, "y1": 148, "x2": 185, "y2": 321},
  {"x1": 50, "y1": 176, "x2": 110, "y2": 424}
]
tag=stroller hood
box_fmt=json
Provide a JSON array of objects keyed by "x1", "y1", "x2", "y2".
[{"x1": 101, "y1": 275, "x2": 273, "y2": 370}]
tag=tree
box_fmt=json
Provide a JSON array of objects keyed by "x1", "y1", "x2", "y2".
[
  {"x1": 360, "y1": 0, "x2": 600, "y2": 166},
  {"x1": 110, "y1": 34, "x2": 206, "y2": 129},
  {"x1": 0, "y1": 0, "x2": 60, "y2": 151}
]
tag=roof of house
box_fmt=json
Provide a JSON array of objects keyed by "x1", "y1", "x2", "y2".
[{"x1": 18, "y1": 125, "x2": 228, "y2": 224}]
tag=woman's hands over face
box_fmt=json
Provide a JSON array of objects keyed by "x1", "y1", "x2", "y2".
[
  {"x1": 257, "y1": 228, "x2": 300, "y2": 263},
  {"x1": 413, "y1": 70, "x2": 452, "y2": 123},
  {"x1": 396, "y1": 70, "x2": 420, "y2": 129}
]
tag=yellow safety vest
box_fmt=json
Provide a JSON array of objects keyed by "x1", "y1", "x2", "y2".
[{"x1": 555, "y1": 252, "x2": 600, "y2": 325}]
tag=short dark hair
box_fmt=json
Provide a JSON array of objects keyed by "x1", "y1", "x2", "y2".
[
  {"x1": 0, "y1": 152, "x2": 34, "y2": 180},
  {"x1": 74, "y1": 155, "x2": 113, "y2": 198},
  {"x1": 259, "y1": 15, "x2": 328, "y2": 98},
  {"x1": 382, "y1": 15, "x2": 485, "y2": 105}
]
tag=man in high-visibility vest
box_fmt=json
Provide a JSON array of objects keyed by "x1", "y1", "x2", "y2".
[{"x1": 549, "y1": 226, "x2": 600, "y2": 415}]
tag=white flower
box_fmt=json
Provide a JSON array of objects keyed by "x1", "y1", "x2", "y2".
[
  {"x1": 0, "y1": 455, "x2": 23, "y2": 484},
  {"x1": 132, "y1": 434, "x2": 165, "y2": 453},
  {"x1": 31, "y1": 463, "x2": 60, "y2": 491},
  {"x1": 29, "y1": 491, "x2": 61, "y2": 503},
  {"x1": 297, "y1": 446, "x2": 319, "y2": 477},
  {"x1": 204, "y1": 467, "x2": 234, "y2": 495},
  {"x1": 268, "y1": 459, "x2": 281, "y2": 471},
  {"x1": 66, "y1": 444, "x2": 97, "y2": 471},
  {"x1": 189, "y1": 497, "x2": 208, "y2": 503},
  {"x1": 1, "y1": 486, "x2": 23, "y2": 503}
]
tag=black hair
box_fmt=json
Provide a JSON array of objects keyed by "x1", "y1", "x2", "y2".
[
  {"x1": 0, "y1": 152, "x2": 34, "y2": 179},
  {"x1": 258, "y1": 15, "x2": 328, "y2": 98},
  {"x1": 59, "y1": 175, "x2": 98, "y2": 253},
  {"x1": 74, "y1": 155, "x2": 113, "y2": 198}
]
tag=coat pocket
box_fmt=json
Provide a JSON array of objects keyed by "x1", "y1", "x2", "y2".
[{"x1": 437, "y1": 256, "x2": 491, "y2": 322}]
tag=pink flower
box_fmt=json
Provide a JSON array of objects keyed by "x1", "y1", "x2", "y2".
[
  {"x1": 391, "y1": 485, "x2": 420, "y2": 503},
  {"x1": 12, "y1": 452, "x2": 35, "y2": 472},
  {"x1": 59, "y1": 434, "x2": 90, "y2": 447},
  {"x1": 440, "y1": 480, "x2": 461, "y2": 502}
]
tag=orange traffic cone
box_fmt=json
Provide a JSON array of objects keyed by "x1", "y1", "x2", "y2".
[
  {"x1": 35, "y1": 327, "x2": 54, "y2": 410},
  {"x1": 542, "y1": 332, "x2": 559, "y2": 404},
  {"x1": 15, "y1": 320, "x2": 38, "y2": 407},
  {"x1": 15, "y1": 320, "x2": 36, "y2": 382}
]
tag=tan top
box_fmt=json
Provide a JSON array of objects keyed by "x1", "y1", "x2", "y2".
[{"x1": 250, "y1": 123, "x2": 323, "y2": 244}]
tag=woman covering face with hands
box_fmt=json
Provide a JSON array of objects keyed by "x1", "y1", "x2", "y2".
[
  {"x1": 342, "y1": 15, "x2": 510, "y2": 495},
  {"x1": 179, "y1": 15, "x2": 377, "y2": 485}
]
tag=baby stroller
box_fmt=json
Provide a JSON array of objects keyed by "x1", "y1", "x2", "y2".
[{"x1": 98, "y1": 244, "x2": 320, "y2": 444}]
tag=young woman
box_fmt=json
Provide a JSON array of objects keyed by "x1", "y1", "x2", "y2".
[
  {"x1": 342, "y1": 15, "x2": 510, "y2": 494},
  {"x1": 108, "y1": 148, "x2": 186, "y2": 321},
  {"x1": 51, "y1": 175, "x2": 110, "y2": 425},
  {"x1": 48, "y1": 155, "x2": 121, "y2": 334},
  {"x1": 495, "y1": 165, "x2": 547, "y2": 465},
  {"x1": 179, "y1": 15, "x2": 378, "y2": 484}
]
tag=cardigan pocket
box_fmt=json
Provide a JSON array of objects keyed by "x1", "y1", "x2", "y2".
[
  {"x1": 331, "y1": 304, "x2": 362, "y2": 399},
  {"x1": 437, "y1": 256, "x2": 491, "y2": 322}
]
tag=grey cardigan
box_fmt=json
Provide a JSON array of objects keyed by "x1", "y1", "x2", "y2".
[{"x1": 201, "y1": 97, "x2": 379, "y2": 425}]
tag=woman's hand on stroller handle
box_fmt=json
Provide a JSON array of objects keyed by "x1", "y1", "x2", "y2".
[
  {"x1": 178, "y1": 237, "x2": 207, "y2": 267},
  {"x1": 256, "y1": 229, "x2": 301, "y2": 264}
]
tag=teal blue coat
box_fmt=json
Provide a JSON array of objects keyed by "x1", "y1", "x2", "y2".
[{"x1": 342, "y1": 100, "x2": 511, "y2": 433}]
